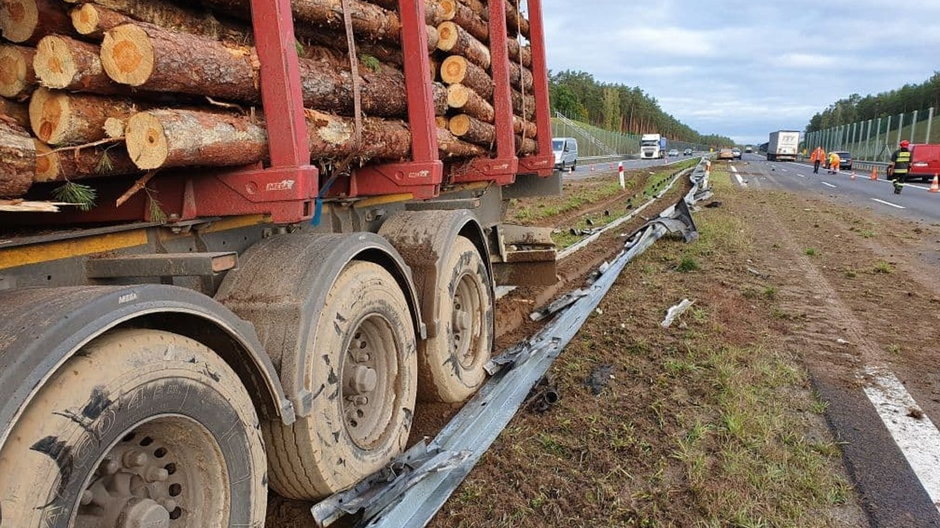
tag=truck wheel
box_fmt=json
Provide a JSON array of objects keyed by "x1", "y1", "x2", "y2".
[
  {"x1": 419, "y1": 236, "x2": 493, "y2": 403},
  {"x1": 264, "y1": 261, "x2": 417, "y2": 499},
  {"x1": 0, "y1": 329, "x2": 267, "y2": 528}
]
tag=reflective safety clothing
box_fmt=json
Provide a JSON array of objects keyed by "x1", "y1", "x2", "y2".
[
  {"x1": 828, "y1": 152, "x2": 840, "y2": 168},
  {"x1": 891, "y1": 148, "x2": 911, "y2": 175},
  {"x1": 810, "y1": 147, "x2": 825, "y2": 162}
]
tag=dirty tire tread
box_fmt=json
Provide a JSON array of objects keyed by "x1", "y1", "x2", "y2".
[{"x1": 264, "y1": 261, "x2": 417, "y2": 500}]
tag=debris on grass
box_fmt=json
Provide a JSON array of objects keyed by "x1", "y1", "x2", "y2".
[
  {"x1": 661, "y1": 298, "x2": 695, "y2": 328},
  {"x1": 584, "y1": 364, "x2": 615, "y2": 396}
]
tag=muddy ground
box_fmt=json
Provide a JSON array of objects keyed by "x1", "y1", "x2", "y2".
[{"x1": 432, "y1": 164, "x2": 939, "y2": 527}]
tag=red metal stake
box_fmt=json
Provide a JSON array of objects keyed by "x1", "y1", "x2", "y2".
[{"x1": 518, "y1": 0, "x2": 554, "y2": 177}]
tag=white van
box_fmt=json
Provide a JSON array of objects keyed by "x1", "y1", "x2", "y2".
[{"x1": 552, "y1": 137, "x2": 578, "y2": 171}]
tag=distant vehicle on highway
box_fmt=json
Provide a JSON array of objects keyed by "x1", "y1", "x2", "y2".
[
  {"x1": 667, "y1": 149, "x2": 679, "y2": 157},
  {"x1": 683, "y1": 148, "x2": 693, "y2": 156},
  {"x1": 718, "y1": 148, "x2": 735, "y2": 160},
  {"x1": 909, "y1": 144, "x2": 940, "y2": 182},
  {"x1": 641, "y1": 134, "x2": 666, "y2": 159},
  {"x1": 552, "y1": 137, "x2": 578, "y2": 172},
  {"x1": 745, "y1": 146, "x2": 753, "y2": 153},
  {"x1": 767, "y1": 130, "x2": 800, "y2": 161},
  {"x1": 732, "y1": 148, "x2": 742, "y2": 159}
]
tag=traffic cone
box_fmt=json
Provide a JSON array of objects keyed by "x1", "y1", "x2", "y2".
[
  {"x1": 870, "y1": 167, "x2": 878, "y2": 180},
  {"x1": 930, "y1": 174, "x2": 939, "y2": 193},
  {"x1": 850, "y1": 171, "x2": 856, "y2": 181}
]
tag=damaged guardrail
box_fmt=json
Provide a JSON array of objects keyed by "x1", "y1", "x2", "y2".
[{"x1": 311, "y1": 159, "x2": 713, "y2": 528}]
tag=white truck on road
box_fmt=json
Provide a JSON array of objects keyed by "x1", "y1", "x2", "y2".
[
  {"x1": 641, "y1": 134, "x2": 666, "y2": 159},
  {"x1": 767, "y1": 130, "x2": 800, "y2": 161}
]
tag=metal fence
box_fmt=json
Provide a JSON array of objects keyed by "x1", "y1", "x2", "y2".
[
  {"x1": 804, "y1": 107, "x2": 936, "y2": 162},
  {"x1": 549, "y1": 111, "x2": 710, "y2": 159}
]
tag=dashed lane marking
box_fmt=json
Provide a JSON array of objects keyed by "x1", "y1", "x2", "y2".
[
  {"x1": 821, "y1": 182, "x2": 837, "y2": 188},
  {"x1": 730, "y1": 166, "x2": 738, "y2": 173},
  {"x1": 862, "y1": 366, "x2": 940, "y2": 514},
  {"x1": 733, "y1": 173, "x2": 747, "y2": 187},
  {"x1": 871, "y1": 198, "x2": 906, "y2": 209},
  {"x1": 798, "y1": 174, "x2": 806, "y2": 178}
]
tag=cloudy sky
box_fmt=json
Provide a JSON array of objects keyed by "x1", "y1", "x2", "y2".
[{"x1": 541, "y1": 0, "x2": 940, "y2": 145}]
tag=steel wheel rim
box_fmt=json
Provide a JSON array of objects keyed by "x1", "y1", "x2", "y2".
[
  {"x1": 72, "y1": 415, "x2": 229, "y2": 528},
  {"x1": 341, "y1": 314, "x2": 402, "y2": 450},
  {"x1": 452, "y1": 271, "x2": 485, "y2": 370}
]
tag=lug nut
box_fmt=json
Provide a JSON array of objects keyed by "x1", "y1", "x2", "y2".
[
  {"x1": 160, "y1": 499, "x2": 178, "y2": 512},
  {"x1": 145, "y1": 467, "x2": 169, "y2": 482},
  {"x1": 123, "y1": 449, "x2": 148, "y2": 468},
  {"x1": 101, "y1": 458, "x2": 121, "y2": 475},
  {"x1": 80, "y1": 490, "x2": 94, "y2": 506}
]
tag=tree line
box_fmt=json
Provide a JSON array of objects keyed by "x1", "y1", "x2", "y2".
[
  {"x1": 549, "y1": 70, "x2": 734, "y2": 147},
  {"x1": 806, "y1": 72, "x2": 940, "y2": 132}
]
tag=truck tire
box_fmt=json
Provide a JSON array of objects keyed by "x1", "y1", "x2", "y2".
[
  {"x1": 0, "y1": 329, "x2": 267, "y2": 528},
  {"x1": 418, "y1": 236, "x2": 493, "y2": 403},
  {"x1": 263, "y1": 261, "x2": 417, "y2": 499}
]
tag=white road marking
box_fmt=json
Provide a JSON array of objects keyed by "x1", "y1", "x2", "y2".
[
  {"x1": 871, "y1": 198, "x2": 906, "y2": 209},
  {"x1": 798, "y1": 174, "x2": 806, "y2": 178},
  {"x1": 821, "y1": 182, "x2": 837, "y2": 188},
  {"x1": 861, "y1": 366, "x2": 940, "y2": 514},
  {"x1": 730, "y1": 166, "x2": 738, "y2": 173},
  {"x1": 733, "y1": 173, "x2": 747, "y2": 187}
]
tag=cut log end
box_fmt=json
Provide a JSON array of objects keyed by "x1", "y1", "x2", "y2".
[
  {"x1": 0, "y1": 0, "x2": 38, "y2": 43},
  {"x1": 70, "y1": 3, "x2": 100, "y2": 36},
  {"x1": 437, "y1": 21, "x2": 459, "y2": 52},
  {"x1": 104, "y1": 117, "x2": 125, "y2": 138},
  {"x1": 125, "y1": 112, "x2": 169, "y2": 169},
  {"x1": 33, "y1": 139, "x2": 56, "y2": 182},
  {"x1": 448, "y1": 114, "x2": 472, "y2": 137},
  {"x1": 35, "y1": 36, "x2": 78, "y2": 89},
  {"x1": 440, "y1": 0, "x2": 457, "y2": 20},
  {"x1": 28, "y1": 87, "x2": 68, "y2": 144},
  {"x1": 0, "y1": 45, "x2": 34, "y2": 99},
  {"x1": 101, "y1": 24, "x2": 155, "y2": 86},
  {"x1": 446, "y1": 83, "x2": 469, "y2": 108},
  {"x1": 440, "y1": 55, "x2": 467, "y2": 84}
]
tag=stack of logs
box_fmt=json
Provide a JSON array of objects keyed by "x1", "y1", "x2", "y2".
[{"x1": 0, "y1": 0, "x2": 538, "y2": 203}]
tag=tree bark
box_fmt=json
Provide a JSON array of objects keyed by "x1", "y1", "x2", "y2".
[
  {"x1": 447, "y1": 83, "x2": 494, "y2": 123},
  {"x1": 447, "y1": 1, "x2": 488, "y2": 43},
  {"x1": 101, "y1": 23, "x2": 261, "y2": 103},
  {"x1": 513, "y1": 116, "x2": 537, "y2": 138},
  {"x1": 516, "y1": 134, "x2": 536, "y2": 155},
  {"x1": 362, "y1": 0, "x2": 446, "y2": 26},
  {"x1": 504, "y1": 0, "x2": 529, "y2": 39},
  {"x1": 512, "y1": 88, "x2": 535, "y2": 120},
  {"x1": 34, "y1": 141, "x2": 139, "y2": 182},
  {"x1": 448, "y1": 113, "x2": 494, "y2": 147},
  {"x1": 453, "y1": 0, "x2": 487, "y2": 21},
  {"x1": 0, "y1": 44, "x2": 37, "y2": 100},
  {"x1": 0, "y1": 121, "x2": 35, "y2": 198},
  {"x1": 125, "y1": 108, "x2": 486, "y2": 169},
  {"x1": 29, "y1": 87, "x2": 142, "y2": 145},
  {"x1": 440, "y1": 54, "x2": 493, "y2": 100},
  {"x1": 35, "y1": 35, "x2": 125, "y2": 94},
  {"x1": 70, "y1": 1, "x2": 251, "y2": 44},
  {"x1": 0, "y1": 99, "x2": 30, "y2": 128},
  {"x1": 437, "y1": 22, "x2": 490, "y2": 70},
  {"x1": 506, "y1": 38, "x2": 531, "y2": 68},
  {"x1": 0, "y1": 0, "x2": 72, "y2": 44},
  {"x1": 437, "y1": 126, "x2": 487, "y2": 158},
  {"x1": 508, "y1": 61, "x2": 533, "y2": 92}
]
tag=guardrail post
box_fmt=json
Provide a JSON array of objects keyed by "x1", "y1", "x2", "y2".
[
  {"x1": 896, "y1": 113, "x2": 904, "y2": 146},
  {"x1": 926, "y1": 107, "x2": 935, "y2": 144},
  {"x1": 911, "y1": 110, "x2": 919, "y2": 145}
]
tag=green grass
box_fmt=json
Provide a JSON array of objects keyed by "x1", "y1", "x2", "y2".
[
  {"x1": 872, "y1": 260, "x2": 895, "y2": 274},
  {"x1": 804, "y1": 248, "x2": 818, "y2": 256},
  {"x1": 676, "y1": 256, "x2": 701, "y2": 272}
]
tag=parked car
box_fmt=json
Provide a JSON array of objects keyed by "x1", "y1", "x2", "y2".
[
  {"x1": 718, "y1": 148, "x2": 735, "y2": 160},
  {"x1": 731, "y1": 148, "x2": 742, "y2": 159},
  {"x1": 745, "y1": 146, "x2": 753, "y2": 153},
  {"x1": 683, "y1": 148, "x2": 693, "y2": 156},
  {"x1": 552, "y1": 137, "x2": 579, "y2": 172},
  {"x1": 908, "y1": 143, "x2": 940, "y2": 182},
  {"x1": 825, "y1": 151, "x2": 852, "y2": 170},
  {"x1": 667, "y1": 149, "x2": 679, "y2": 157}
]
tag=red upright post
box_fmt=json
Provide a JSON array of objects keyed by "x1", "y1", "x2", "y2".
[
  {"x1": 518, "y1": 0, "x2": 554, "y2": 177},
  {"x1": 348, "y1": 0, "x2": 443, "y2": 200}
]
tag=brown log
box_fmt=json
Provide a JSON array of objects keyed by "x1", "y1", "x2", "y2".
[
  {"x1": 440, "y1": 54, "x2": 492, "y2": 99},
  {"x1": 454, "y1": 0, "x2": 487, "y2": 21},
  {"x1": 34, "y1": 141, "x2": 138, "y2": 182},
  {"x1": 448, "y1": 113, "x2": 494, "y2": 148},
  {"x1": 507, "y1": 39, "x2": 531, "y2": 68},
  {"x1": 69, "y1": 1, "x2": 251, "y2": 44},
  {"x1": 508, "y1": 61, "x2": 533, "y2": 92},
  {"x1": 437, "y1": 22, "x2": 490, "y2": 69},
  {"x1": 437, "y1": 126, "x2": 487, "y2": 158},
  {"x1": 446, "y1": 83, "x2": 494, "y2": 123},
  {"x1": 435, "y1": 115, "x2": 449, "y2": 129},
  {"x1": 448, "y1": 1, "x2": 488, "y2": 43},
  {"x1": 516, "y1": 134, "x2": 536, "y2": 155},
  {"x1": 35, "y1": 35, "x2": 125, "y2": 94},
  {"x1": 0, "y1": 44, "x2": 37, "y2": 100},
  {"x1": 125, "y1": 108, "x2": 486, "y2": 170},
  {"x1": 29, "y1": 87, "x2": 142, "y2": 145},
  {"x1": 101, "y1": 23, "x2": 260, "y2": 103},
  {"x1": 365, "y1": 0, "x2": 446, "y2": 25},
  {"x1": 512, "y1": 116, "x2": 537, "y2": 139},
  {"x1": 504, "y1": 0, "x2": 530, "y2": 39},
  {"x1": 103, "y1": 116, "x2": 125, "y2": 138},
  {"x1": 0, "y1": 99, "x2": 30, "y2": 128},
  {"x1": 0, "y1": 121, "x2": 35, "y2": 198},
  {"x1": 0, "y1": 0, "x2": 72, "y2": 44},
  {"x1": 512, "y1": 88, "x2": 535, "y2": 120}
]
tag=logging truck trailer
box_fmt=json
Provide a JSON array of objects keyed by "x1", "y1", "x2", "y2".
[{"x1": 0, "y1": 0, "x2": 556, "y2": 525}]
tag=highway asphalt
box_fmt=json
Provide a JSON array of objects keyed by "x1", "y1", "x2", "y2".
[
  {"x1": 562, "y1": 153, "x2": 704, "y2": 180},
  {"x1": 729, "y1": 153, "x2": 939, "y2": 224}
]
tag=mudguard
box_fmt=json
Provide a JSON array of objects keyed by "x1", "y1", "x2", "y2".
[
  {"x1": 0, "y1": 284, "x2": 294, "y2": 451},
  {"x1": 378, "y1": 210, "x2": 492, "y2": 338},
  {"x1": 215, "y1": 233, "x2": 424, "y2": 418}
]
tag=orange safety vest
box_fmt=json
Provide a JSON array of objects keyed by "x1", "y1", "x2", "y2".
[
  {"x1": 829, "y1": 153, "x2": 840, "y2": 166},
  {"x1": 811, "y1": 148, "x2": 825, "y2": 162}
]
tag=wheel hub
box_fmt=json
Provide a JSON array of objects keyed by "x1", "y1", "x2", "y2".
[
  {"x1": 451, "y1": 274, "x2": 484, "y2": 368},
  {"x1": 342, "y1": 316, "x2": 400, "y2": 450},
  {"x1": 120, "y1": 498, "x2": 170, "y2": 528}
]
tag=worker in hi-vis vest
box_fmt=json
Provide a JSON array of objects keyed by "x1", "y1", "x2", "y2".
[
  {"x1": 888, "y1": 139, "x2": 912, "y2": 194},
  {"x1": 810, "y1": 146, "x2": 825, "y2": 174},
  {"x1": 827, "y1": 151, "x2": 841, "y2": 175}
]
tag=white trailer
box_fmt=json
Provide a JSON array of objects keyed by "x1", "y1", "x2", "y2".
[{"x1": 767, "y1": 130, "x2": 800, "y2": 161}]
